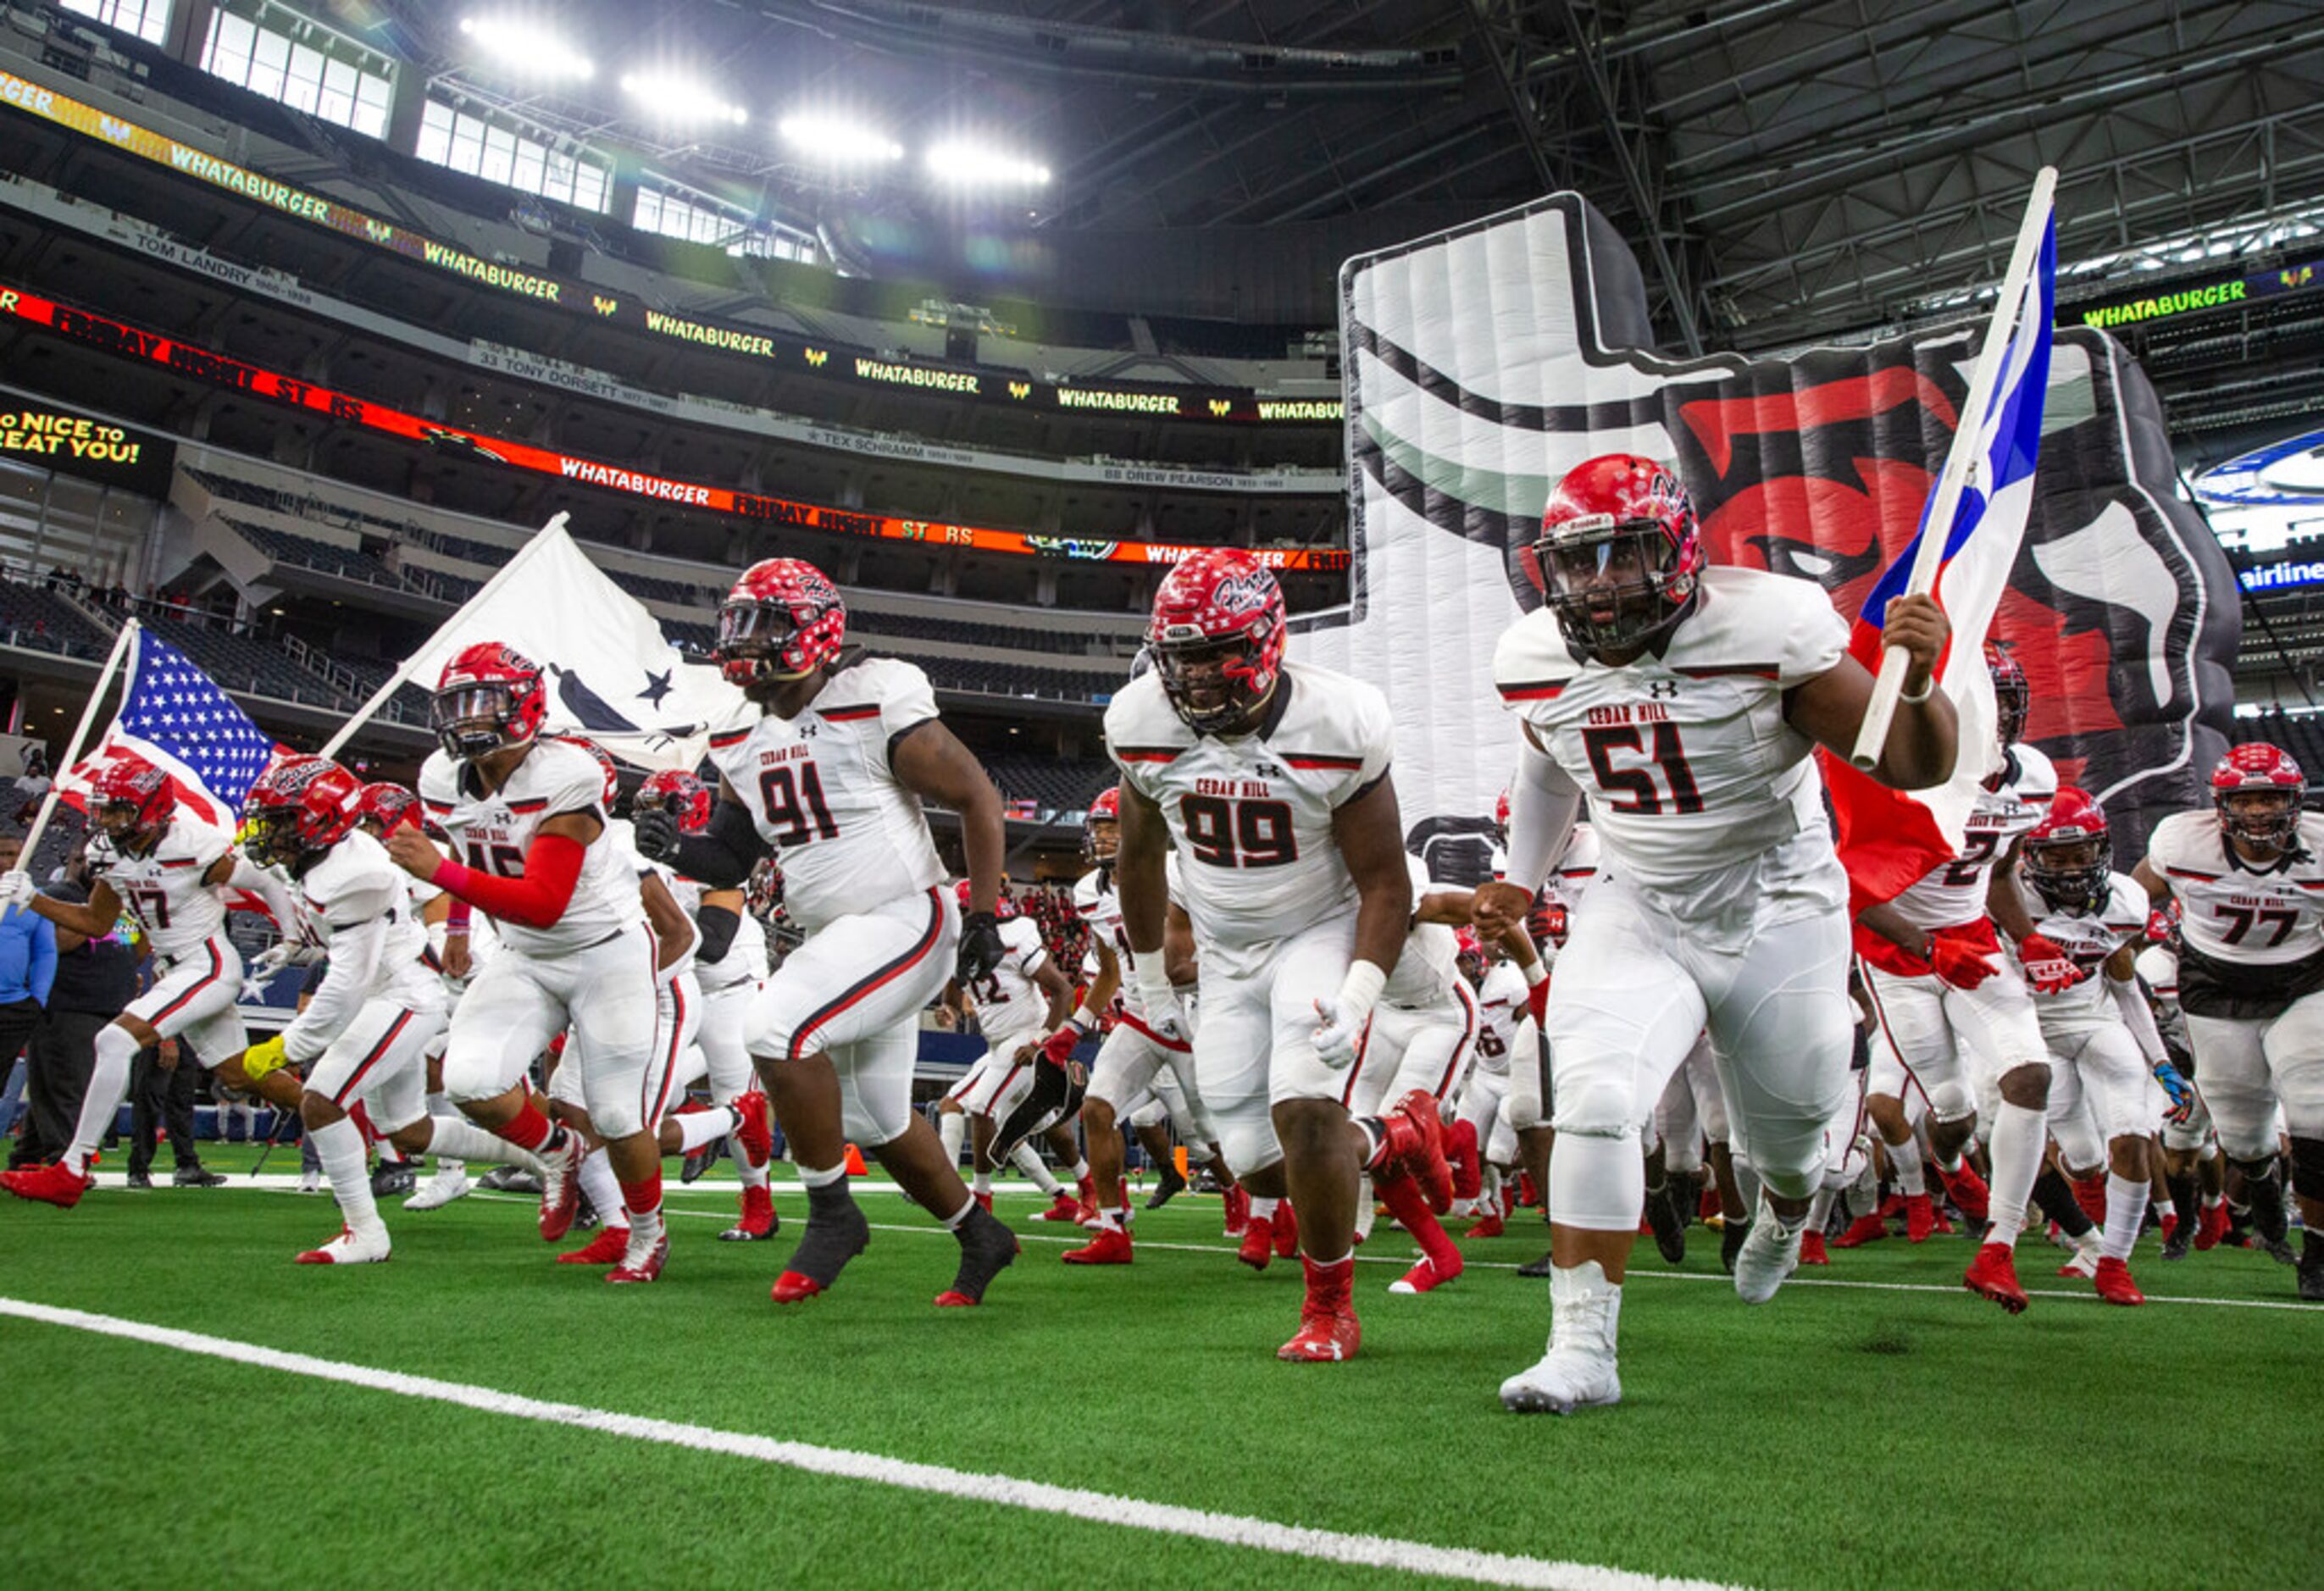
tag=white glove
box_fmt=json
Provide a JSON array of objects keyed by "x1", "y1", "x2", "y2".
[
  {"x1": 252, "y1": 940, "x2": 310, "y2": 982},
  {"x1": 1310, "y1": 960, "x2": 1388, "y2": 1073},
  {"x1": 0, "y1": 869, "x2": 35, "y2": 908},
  {"x1": 1130, "y1": 947, "x2": 1189, "y2": 1045}
]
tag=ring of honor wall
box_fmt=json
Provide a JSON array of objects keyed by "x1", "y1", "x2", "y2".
[{"x1": 1294, "y1": 192, "x2": 2240, "y2": 884}]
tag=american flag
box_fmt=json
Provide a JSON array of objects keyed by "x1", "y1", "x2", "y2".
[{"x1": 57, "y1": 624, "x2": 286, "y2": 829}]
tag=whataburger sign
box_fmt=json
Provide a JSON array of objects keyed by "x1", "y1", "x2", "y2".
[
  {"x1": 0, "y1": 70, "x2": 1339, "y2": 428},
  {"x1": 0, "y1": 283, "x2": 1347, "y2": 574}
]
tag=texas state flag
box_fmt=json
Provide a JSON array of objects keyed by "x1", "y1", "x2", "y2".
[{"x1": 1824, "y1": 208, "x2": 2057, "y2": 912}]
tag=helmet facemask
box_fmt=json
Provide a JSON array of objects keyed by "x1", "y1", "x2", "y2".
[
  {"x1": 717, "y1": 600, "x2": 812, "y2": 691},
  {"x1": 97, "y1": 799, "x2": 161, "y2": 856},
  {"x1": 2024, "y1": 831, "x2": 2110, "y2": 914},
  {"x1": 1527, "y1": 518, "x2": 1697, "y2": 657},
  {"x1": 2219, "y1": 788, "x2": 2301, "y2": 855},
  {"x1": 1154, "y1": 632, "x2": 1274, "y2": 735},
  {"x1": 239, "y1": 806, "x2": 309, "y2": 870},
  {"x1": 431, "y1": 683, "x2": 524, "y2": 761}
]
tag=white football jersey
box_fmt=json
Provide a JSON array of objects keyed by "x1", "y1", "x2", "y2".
[
  {"x1": 705, "y1": 655, "x2": 947, "y2": 935},
  {"x1": 1494, "y1": 565, "x2": 1849, "y2": 887},
  {"x1": 966, "y1": 914, "x2": 1051, "y2": 1050},
  {"x1": 1106, "y1": 662, "x2": 1392, "y2": 978},
  {"x1": 88, "y1": 813, "x2": 235, "y2": 961},
  {"x1": 1073, "y1": 856, "x2": 1190, "y2": 1024},
  {"x1": 1470, "y1": 958, "x2": 1530, "y2": 1078},
  {"x1": 2014, "y1": 870, "x2": 2148, "y2": 1034},
  {"x1": 2146, "y1": 810, "x2": 2324, "y2": 967},
  {"x1": 282, "y1": 830, "x2": 441, "y2": 1062},
  {"x1": 418, "y1": 739, "x2": 641, "y2": 959},
  {"x1": 1888, "y1": 745, "x2": 2057, "y2": 932}
]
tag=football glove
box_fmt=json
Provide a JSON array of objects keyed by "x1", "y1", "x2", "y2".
[
  {"x1": 2152, "y1": 1058, "x2": 2197, "y2": 1126},
  {"x1": 0, "y1": 869, "x2": 34, "y2": 909},
  {"x1": 632, "y1": 806, "x2": 681, "y2": 862},
  {"x1": 2016, "y1": 933, "x2": 2087, "y2": 995},
  {"x1": 1926, "y1": 936, "x2": 2000, "y2": 991},
  {"x1": 240, "y1": 1034, "x2": 289, "y2": 1081},
  {"x1": 957, "y1": 909, "x2": 1007, "y2": 984}
]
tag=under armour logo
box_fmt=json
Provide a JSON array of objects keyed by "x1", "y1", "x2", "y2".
[{"x1": 1647, "y1": 679, "x2": 1680, "y2": 700}]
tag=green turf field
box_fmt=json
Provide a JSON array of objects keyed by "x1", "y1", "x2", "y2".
[{"x1": 3, "y1": 1153, "x2": 2320, "y2": 1590}]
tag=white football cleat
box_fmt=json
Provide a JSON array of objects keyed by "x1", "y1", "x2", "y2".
[
  {"x1": 404, "y1": 1169, "x2": 473, "y2": 1211},
  {"x1": 296, "y1": 1223, "x2": 391, "y2": 1265},
  {"x1": 297, "y1": 1168, "x2": 323, "y2": 1195},
  {"x1": 1733, "y1": 1206, "x2": 1805, "y2": 1305},
  {"x1": 2058, "y1": 1231, "x2": 2105, "y2": 1279},
  {"x1": 1500, "y1": 1259, "x2": 1622, "y2": 1414}
]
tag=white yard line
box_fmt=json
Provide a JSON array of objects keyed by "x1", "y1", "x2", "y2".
[{"x1": 0, "y1": 1294, "x2": 1738, "y2": 1591}]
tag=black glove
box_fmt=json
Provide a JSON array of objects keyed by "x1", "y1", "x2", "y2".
[
  {"x1": 632, "y1": 806, "x2": 681, "y2": 862},
  {"x1": 957, "y1": 909, "x2": 1006, "y2": 984}
]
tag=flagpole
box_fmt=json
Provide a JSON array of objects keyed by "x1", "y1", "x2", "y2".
[
  {"x1": 24, "y1": 617, "x2": 141, "y2": 863},
  {"x1": 1850, "y1": 165, "x2": 2057, "y2": 773},
  {"x1": 319, "y1": 513, "x2": 570, "y2": 759}
]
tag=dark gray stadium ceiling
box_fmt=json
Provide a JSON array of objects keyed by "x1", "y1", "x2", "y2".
[{"x1": 358, "y1": 2, "x2": 2324, "y2": 352}]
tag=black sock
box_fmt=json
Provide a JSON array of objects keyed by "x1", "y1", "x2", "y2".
[
  {"x1": 2166, "y1": 1172, "x2": 2199, "y2": 1231},
  {"x1": 2032, "y1": 1167, "x2": 2095, "y2": 1239}
]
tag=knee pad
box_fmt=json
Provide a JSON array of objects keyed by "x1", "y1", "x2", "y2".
[
  {"x1": 1548, "y1": 1063, "x2": 1640, "y2": 1142},
  {"x1": 2290, "y1": 1136, "x2": 2324, "y2": 1204},
  {"x1": 1127, "y1": 1098, "x2": 1169, "y2": 1131},
  {"x1": 1216, "y1": 1112, "x2": 1279, "y2": 1184},
  {"x1": 440, "y1": 1045, "x2": 509, "y2": 1106},
  {"x1": 1548, "y1": 1129, "x2": 1643, "y2": 1231}
]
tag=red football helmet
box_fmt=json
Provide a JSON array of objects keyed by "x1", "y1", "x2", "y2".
[
  {"x1": 1084, "y1": 785, "x2": 1121, "y2": 863},
  {"x1": 552, "y1": 735, "x2": 620, "y2": 808},
  {"x1": 1988, "y1": 642, "x2": 2029, "y2": 748},
  {"x1": 432, "y1": 642, "x2": 546, "y2": 761},
  {"x1": 1520, "y1": 455, "x2": 1703, "y2": 657},
  {"x1": 2213, "y1": 742, "x2": 2305, "y2": 852},
  {"x1": 2023, "y1": 785, "x2": 2111, "y2": 913},
  {"x1": 1454, "y1": 925, "x2": 1486, "y2": 973},
  {"x1": 1494, "y1": 787, "x2": 1511, "y2": 838},
  {"x1": 717, "y1": 558, "x2": 846, "y2": 687},
  {"x1": 635, "y1": 768, "x2": 713, "y2": 833},
  {"x1": 356, "y1": 782, "x2": 422, "y2": 837},
  {"x1": 955, "y1": 879, "x2": 1016, "y2": 921},
  {"x1": 90, "y1": 755, "x2": 174, "y2": 853},
  {"x1": 241, "y1": 755, "x2": 364, "y2": 868},
  {"x1": 1146, "y1": 548, "x2": 1285, "y2": 734}
]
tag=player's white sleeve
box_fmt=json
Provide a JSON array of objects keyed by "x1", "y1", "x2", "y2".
[
  {"x1": 2110, "y1": 971, "x2": 2167, "y2": 1065},
  {"x1": 871, "y1": 660, "x2": 940, "y2": 772},
  {"x1": 1773, "y1": 574, "x2": 1851, "y2": 687},
  {"x1": 227, "y1": 856, "x2": 302, "y2": 938},
  {"x1": 1502, "y1": 734, "x2": 1582, "y2": 895}
]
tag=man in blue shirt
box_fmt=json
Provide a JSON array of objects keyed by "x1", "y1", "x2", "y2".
[{"x1": 0, "y1": 833, "x2": 55, "y2": 1085}]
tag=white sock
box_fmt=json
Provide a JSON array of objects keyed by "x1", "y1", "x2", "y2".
[
  {"x1": 2103, "y1": 1172, "x2": 2146, "y2": 1261},
  {"x1": 1069, "y1": 1157, "x2": 1090, "y2": 1182},
  {"x1": 973, "y1": 1169, "x2": 992, "y2": 1195},
  {"x1": 1549, "y1": 1258, "x2": 1622, "y2": 1358},
  {"x1": 939, "y1": 1112, "x2": 966, "y2": 1166},
  {"x1": 623, "y1": 1184, "x2": 663, "y2": 1246},
  {"x1": 672, "y1": 1107, "x2": 738, "y2": 1155},
  {"x1": 1013, "y1": 1143, "x2": 1063, "y2": 1195},
  {"x1": 1889, "y1": 1134, "x2": 1926, "y2": 1196},
  {"x1": 734, "y1": 1150, "x2": 769, "y2": 1189},
  {"x1": 1092, "y1": 1206, "x2": 1122, "y2": 1232},
  {"x1": 423, "y1": 1092, "x2": 463, "y2": 1175},
  {"x1": 425, "y1": 1116, "x2": 536, "y2": 1172},
  {"x1": 1984, "y1": 1102, "x2": 2046, "y2": 1249},
  {"x1": 800, "y1": 1160, "x2": 846, "y2": 1188},
  {"x1": 1482, "y1": 1165, "x2": 1504, "y2": 1208},
  {"x1": 1806, "y1": 1188, "x2": 1835, "y2": 1232},
  {"x1": 311, "y1": 1117, "x2": 380, "y2": 1234},
  {"x1": 68, "y1": 1023, "x2": 141, "y2": 1171},
  {"x1": 577, "y1": 1149, "x2": 624, "y2": 1230},
  {"x1": 1248, "y1": 1195, "x2": 1279, "y2": 1222},
  {"x1": 1354, "y1": 1173, "x2": 1376, "y2": 1241}
]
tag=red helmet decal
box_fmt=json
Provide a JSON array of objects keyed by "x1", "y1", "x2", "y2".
[
  {"x1": 357, "y1": 782, "x2": 422, "y2": 835},
  {"x1": 1146, "y1": 549, "x2": 1286, "y2": 733},
  {"x1": 432, "y1": 641, "x2": 546, "y2": 759},
  {"x1": 92, "y1": 754, "x2": 175, "y2": 837},
  {"x1": 718, "y1": 557, "x2": 846, "y2": 685},
  {"x1": 243, "y1": 755, "x2": 364, "y2": 864}
]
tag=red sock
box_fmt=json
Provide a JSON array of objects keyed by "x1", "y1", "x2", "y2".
[
  {"x1": 621, "y1": 1170, "x2": 663, "y2": 1221},
  {"x1": 498, "y1": 1100, "x2": 555, "y2": 1152},
  {"x1": 1377, "y1": 1172, "x2": 1460, "y2": 1268}
]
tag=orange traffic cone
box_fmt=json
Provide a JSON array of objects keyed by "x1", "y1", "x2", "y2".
[{"x1": 842, "y1": 1143, "x2": 868, "y2": 1177}]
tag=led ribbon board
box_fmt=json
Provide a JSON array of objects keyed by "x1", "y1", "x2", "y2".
[
  {"x1": 0, "y1": 284, "x2": 1346, "y2": 573},
  {"x1": 0, "y1": 396, "x2": 173, "y2": 495}
]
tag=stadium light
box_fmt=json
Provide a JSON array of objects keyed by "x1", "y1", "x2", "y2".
[
  {"x1": 458, "y1": 16, "x2": 594, "y2": 81},
  {"x1": 777, "y1": 114, "x2": 904, "y2": 165},
  {"x1": 620, "y1": 74, "x2": 748, "y2": 129},
  {"x1": 925, "y1": 141, "x2": 1051, "y2": 189}
]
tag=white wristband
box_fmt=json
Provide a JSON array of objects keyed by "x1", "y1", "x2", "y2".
[
  {"x1": 1524, "y1": 960, "x2": 1548, "y2": 989},
  {"x1": 1335, "y1": 959, "x2": 1388, "y2": 1022},
  {"x1": 1898, "y1": 673, "x2": 1936, "y2": 705},
  {"x1": 1131, "y1": 948, "x2": 1176, "y2": 1017}
]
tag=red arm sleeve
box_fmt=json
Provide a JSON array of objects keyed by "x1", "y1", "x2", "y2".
[{"x1": 428, "y1": 833, "x2": 585, "y2": 930}]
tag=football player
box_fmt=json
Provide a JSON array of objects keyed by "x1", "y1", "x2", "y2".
[
  {"x1": 938, "y1": 883, "x2": 1084, "y2": 1216},
  {"x1": 236, "y1": 757, "x2": 543, "y2": 1262},
  {"x1": 635, "y1": 557, "x2": 1020, "y2": 1307},
  {"x1": 2011, "y1": 788, "x2": 2192, "y2": 1305},
  {"x1": 2134, "y1": 743, "x2": 2324, "y2": 1298},
  {"x1": 386, "y1": 646, "x2": 675, "y2": 1284},
  {"x1": 2137, "y1": 906, "x2": 2227, "y2": 1257},
  {"x1": 1, "y1": 755, "x2": 306, "y2": 1206},
  {"x1": 1479, "y1": 454, "x2": 1955, "y2": 1412},
  {"x1": 1107, "y1": 548, "x2": 1450, "y2": 1362},
  {"x1": 1850, "y1": 644, "x2": 2055, "y2": 1306}
]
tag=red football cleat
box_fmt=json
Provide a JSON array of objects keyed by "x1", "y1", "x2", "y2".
[
  {"x1": 2195, "y1": 1200, "x2": 2227, "y2": 1251},
  {"x1": 2, "y1": 1160, "x2": 91, "y2": 1208},
  {"x1": 2158, "y1": 1211, "x2": 2179, "y2": 1246},
  {"x1": 1964, "y1": 1241, "x2": 2028, "y2": 1314},
  {"x1": 932, "y1": 1289, "x2": 979, "y2": 1307},
  {"x1": 1076, "y1": 1173, "x2": 1097, "y2": 1209},
  {"x1": 1062, "y1": 1224, "x2": 1134, "y2": 1265},
  {"x1": 1238, "y1": 1211, "x2": 1275, "y2": 1271},
  {"x1": 719, "y1": 1184, "x2": 778, "y2": 1242},
  {"x1": 1832, "y1": 1211, "x2": 1888, "y2": 1249},
  {"x1": 557, "y1": 1224, "x2": 631, "y2": 1266},
  {"x1": 2072, "y1": 1176, "x2": 2109, "y2": 1228},
  {"x1": 1445, "y1": 1118, "x2": 1483, "y2": 1202},
  {"x1": 2092, "y1": 1255, "x2": 2144, "y2": 1306},
  {"x1": 607, "y1": 1230, "x2": 669, "y2": 1284},
  {"x1": 1389, "y1": 1255, "x2": 1457, "y2": 1294},
  {"x1": 1905, "y1": 1193, "x2": 1939, "y2": 1244},
  {"x1": 730, "y1": 1090, "x2": 774, "y2": 1169},
  {"x1": 1272, "y1": 1200, "x2": 1300, "y2": 1258},
  {"x1": 1939, "y1": 1160, "x2": 1990, "y2": 1223},
  {"x1": 1800, "y1": 1230, "x2": 1831, "y2": 1266},
  {"x1": 1221, "y1": 1182, "x2": 1250, "y2": 1237},
  {"x1": 772, "y1": 1270, "x2": 829, "y2": 1304},
  {"x1": 1373, "y1": 1091, "x2": 1454, "y2": 1214},
  {"x1": 537, "y1": 1134, "x2": 584, "y2": 1244},
  {"x1": 1516, "y1": 1172, "x2": 1541, "y2": 1208},
  {"x1": 973, "y1": 1190, "x2": 994, "y2": 1214},
  {"x1": 1037, "y1": 1193, "x2": 1084, "y2": 1222},
  {"x1": 1464, "y1": 1207, "x2": 1505, "y2": 1239},
  {"x1": 1278, "y1": 1256, "x2": 1361, "y2": 1361}
]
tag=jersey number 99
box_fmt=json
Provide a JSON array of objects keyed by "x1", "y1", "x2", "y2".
[{"x1": 1179, "y1": 795, "x2": 1297, "y2": 869}]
